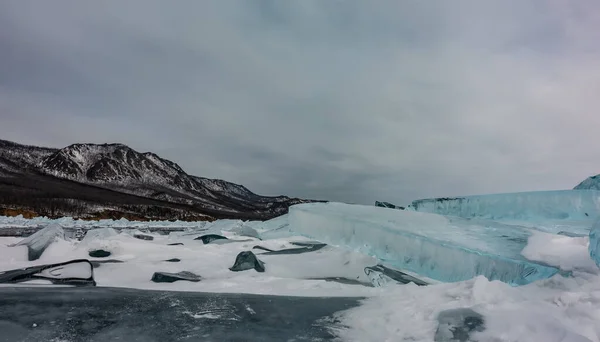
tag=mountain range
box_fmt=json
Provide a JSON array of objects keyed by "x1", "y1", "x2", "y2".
[{"x1": 0, "y1": 139, "x2": 316, "y2": 221}]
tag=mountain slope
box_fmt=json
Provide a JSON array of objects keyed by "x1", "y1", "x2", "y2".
[
  {"x1": 574, "y1": 174, "x2": 600, "y2": 191},
  {"x1": 0, "y1": 139, "x2": 315, "y2": 220}
]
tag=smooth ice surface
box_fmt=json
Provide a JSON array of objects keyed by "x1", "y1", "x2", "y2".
[
  {"x1": 408, "y1": 190, "x2": 600, "y2": 235},
  {"x1": 589, "y1": 219, "x2": 600, "y2": 267},
  {"x1": 0, "y1": 287, "x2": 360, "y2": 342},
  {"x1": 288, "y1": 203, "x2": 559, "y2": 285}
]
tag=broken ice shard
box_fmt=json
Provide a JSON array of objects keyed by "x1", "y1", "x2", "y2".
[
  {"x1": 288, "y1": 203, "x2": 559, "y2": 285},
  {"x1": 151, "y1": 271, "x2": 201, "y2": 283},
  {"x1": 229, "y1": 251, "x2": 265, "y2": 272},
  {"x1": 364, "y1": 264, "x2": 428, "y2": 287},
  {"x1": 408, "y1": 190, "x2": 600, "y2": 235},
  {"x1": 589, "y1": 219, "x2": 600, "y2": 268},
  {"x1": 0, "y1": 259, "x2": 95, "y2": 286},
  {"x1": 10, "y1": 223, "x2": 65, "y2": 261},
  {"x1": 375, "y1": 201, "x2": 405, "y2": 210}
]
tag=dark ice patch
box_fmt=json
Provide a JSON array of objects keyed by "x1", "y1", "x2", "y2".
[
  {"x1": 230, "y1": 251, "x2": 265, "y2": 272},
  {"x1": 434, "y1": 308, "x2": 485, "y2": 342},
  {"x1": 167, "y1": 243, "x2": 184, "y2": 246},
  {"x1": 253, "y1": 243, "x2": 327, "y2": 255},
  {"x1": 364, "y1": 264, "x2": 428, "y2": 287},
  {"x1": 194, "y1": 234, "x2": 228, "y2": 244},
  {"x1": 89, "y1": 250, "x2": 111, "y2": 258},
  {"x1": 307, "y1": 277, "x2": 373, "y2": 287},
  {"x1": 151, "y1": 271, "x2": 201, "y2": 283},
  {"x1": 0, "y1": 321, "x2": 29, "y2": 342},
  {"x1": 133, "y1": 233, "x2": 154, "y2": 241},
  {"x1": 289, "y1": 241, "x2": 326, "y2": 247},
  {"x1": 90, "y1": 259, "x2": 124, "y2": 268},
  {"x1": 557, "y1": 231, "x2": 586, "y2": 238}
]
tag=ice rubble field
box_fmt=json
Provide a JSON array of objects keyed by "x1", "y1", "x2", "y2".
[
  {"x1": 0, "y1": 215, "x2": 208, "y2": 230},
  {"x1": 1, "y1": 193, "x2": 600, "y2": 341}
]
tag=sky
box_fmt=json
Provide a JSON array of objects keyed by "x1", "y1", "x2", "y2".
[{"x1": 1, "y1": 1, "x2": 600, "y2": 205}]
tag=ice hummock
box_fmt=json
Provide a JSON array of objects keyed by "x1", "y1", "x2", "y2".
[
  {"x1": 574, "y1": 174, "x2": 600, "y2": 190},
  {"x1": 81, "y1": 227, "x2": 119, "y2": 242},
  {"x1": 589, "y1": 219, "x2": 600, "y2": 268},
  {"x1": 10, "y1": 223, "x2": 65, "y2": 261},
  {"x1": 408, "y1": 190, "x2": 600, "y2": 235},
  {"x1": 287, "y1": 203, "x2": 559, "y2": 285},
  {"x1": 258, "y1": 214, "x2": 292, "y2": 240}
]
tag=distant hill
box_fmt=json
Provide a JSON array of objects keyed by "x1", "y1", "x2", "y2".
[{"x1": 0, "y1": 139, "x2": 318, "y2": 221}]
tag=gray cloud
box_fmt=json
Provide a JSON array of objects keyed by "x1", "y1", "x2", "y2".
[{"x1": 1, "y1": 0, "x2": 600, "y2": 205}]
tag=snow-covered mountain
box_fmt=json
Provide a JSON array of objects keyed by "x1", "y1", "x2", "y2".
[
  {"x1": 0, "y1": 139, "x2": 315, "y2": 220},
  {"x1": 574, "y1": 174, "x2": 600, "y2": 190}
]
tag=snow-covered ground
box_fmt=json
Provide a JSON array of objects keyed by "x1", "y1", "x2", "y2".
[
  {"x1": 1, "y1": 215, "x2": 600, "y2": 341},
  {"x1": 0, "y1": 232, "x2": 380, "y2": 297}
]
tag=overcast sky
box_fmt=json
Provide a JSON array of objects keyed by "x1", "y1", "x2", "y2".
[{"x1": 1, "y1": 1, "x2": 600, "y2": 205}]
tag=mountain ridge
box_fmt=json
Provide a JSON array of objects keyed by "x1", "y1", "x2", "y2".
[{"x1": 0, "y1": 139, "x2": 317, "y2": 221}]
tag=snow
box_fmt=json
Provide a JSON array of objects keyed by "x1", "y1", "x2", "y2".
[
  {"x1": 0, "y1": 229, "x2": 381, "y2": 297},
  {"x1": 408, "y1": 190, "x2": 600, "y2": 235},
  {"x1": 287, "y1": 202, "x2": 558, "y2": 285},
  {"x1": 522, "y1": 231, "x2": 598, "y2": 273},
  {"x1": 333, "y1": 273, "x2": 600, "y2": 342}
]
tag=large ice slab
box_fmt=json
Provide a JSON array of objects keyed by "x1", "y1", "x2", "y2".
[
  {"x1": 288, "y1": 203, "x2": 559, "y2": 285},
  {"x1": 408, "y1": 190, "x2": 600, "y2": 235},
  {"x1": 590, "y1": 219, "x2": 600, "y2": 268},
  {"x1": 258, "y1": 214, "x2": 293, "y2": 240}
]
